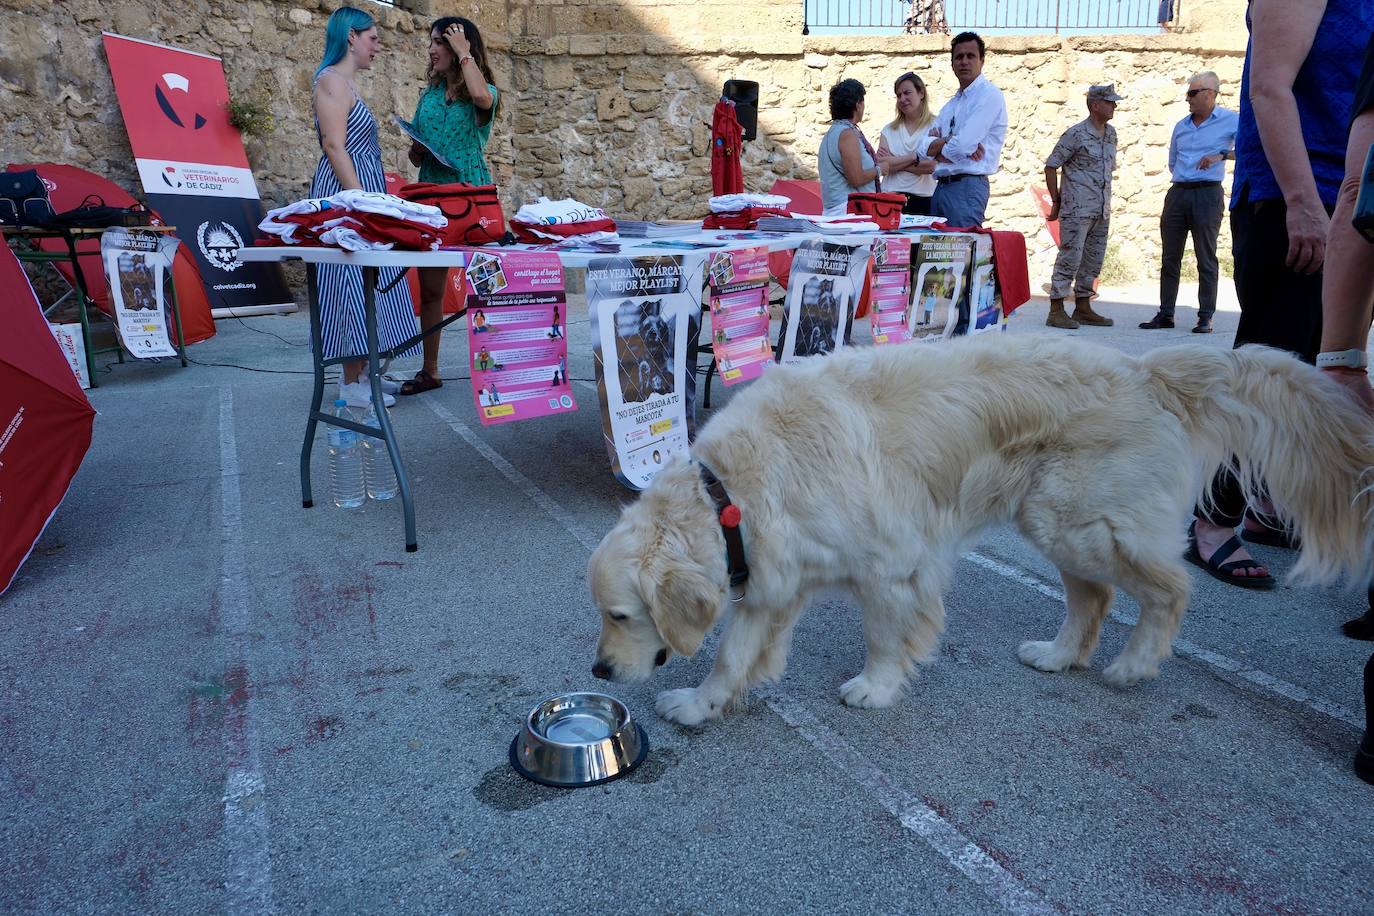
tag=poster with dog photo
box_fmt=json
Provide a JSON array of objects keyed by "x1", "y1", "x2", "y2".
[
  {"x1": 909, "y1": 233, "x2": 974, "y2": 342},
  {"x1": 706, "y1": 245, "x2": 773, "y2": 386},
  {"x1": 461, "y1": 250, "x2": 577, "y2": 426},
  {"x1": 968, "y1": 233, "x2": 1003, "y2": 336},
  {"x1": 867, "y1": 235, "x2": 915, "y2": 346},
  {"x1": 776, "y1": 238, "x2": 871, "y2": 365},
  {"x1": 587, "y1": 253, "x2": 706, "y2": 490},
  {"x1": 100, "y1": 227, "x2": 180, "y2": 358}
]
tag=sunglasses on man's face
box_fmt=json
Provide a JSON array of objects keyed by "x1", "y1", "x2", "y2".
[{"x1": 1186, "y1": 88, "x2": 1214, "y2": 98}]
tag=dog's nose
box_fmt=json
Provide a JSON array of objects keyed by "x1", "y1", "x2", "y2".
[
  {"x1": 654, "y1": 649, "x2": 668, "y2": 667},
  {"x1": 591, "y1": 660, "x2": 612, "y2": 680}
]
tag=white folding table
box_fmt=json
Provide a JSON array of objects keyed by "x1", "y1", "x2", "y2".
[
  {"x1": 236, "y1": 232, "x2": 815, "y2": 551},
  {"x1": 238, "y1": 247, "x2": 467, "y2": 552}
]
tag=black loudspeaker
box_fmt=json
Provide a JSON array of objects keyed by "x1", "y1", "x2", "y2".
[{"x1": 723, "y1": 79, "x2": 759, "y2": 142}]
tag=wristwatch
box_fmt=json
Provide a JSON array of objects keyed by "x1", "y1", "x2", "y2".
[{"x1": 1316, "y1": 348, "x2": 1369, "y2": 369}]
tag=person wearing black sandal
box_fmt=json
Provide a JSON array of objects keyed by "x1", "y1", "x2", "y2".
[
  {"x1": 1190, "y1": 0, "x2": 1369, "y2": 589},
  {"x1": 401, "y1": 15, "x2": 498, "y2": 397}
]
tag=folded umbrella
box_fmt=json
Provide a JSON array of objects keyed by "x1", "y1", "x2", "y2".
[{"x1": 0, "y1": 244, "x2": 96, "y2": 595}]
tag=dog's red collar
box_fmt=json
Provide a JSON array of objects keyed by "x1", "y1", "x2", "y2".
[{"x1": 698, "y1": 460, "x2": 749, "y2": 593}]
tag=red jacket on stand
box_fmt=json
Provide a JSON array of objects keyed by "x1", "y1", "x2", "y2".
[{"x1": 711, "y1": 99, "x2": 744, "y2": 196}]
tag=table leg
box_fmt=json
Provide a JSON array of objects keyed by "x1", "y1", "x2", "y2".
[
  {"x1": 166, "y1": 264, "x2": 188, "y2": 367},
  {"x1": 363, "y1": 266, "x2": 418, "y2": 552},
  {"x1": 300, "y1": 265, "x2": 325, "y2": 509},
  {"x1": 59, "y1": 232, "x2": 102, "y2": 389}
]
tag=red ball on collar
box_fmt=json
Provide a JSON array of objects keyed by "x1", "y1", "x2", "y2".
[{"x1": 719, "y1": 504, "x2": 742, "y2": 528}]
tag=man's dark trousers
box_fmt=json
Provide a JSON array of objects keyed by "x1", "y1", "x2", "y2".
[{"x1": 1159, "y1": 181, "x2": 1223, "y2": 321}]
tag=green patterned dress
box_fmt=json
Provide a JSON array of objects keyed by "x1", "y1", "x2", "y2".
[{"x1": 413, "y1": 83, "x2": 498, "y2": 185}]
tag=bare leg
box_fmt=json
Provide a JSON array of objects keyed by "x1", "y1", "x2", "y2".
[
  {"x1": 1018, "y1": 572, "x2": 1114, "y2": 672},
  {"x1": 341, "y1": 358, "x2": 365, "y2": 384},
  {"x1": 657, "y1": 599, "x2": 806, "y2": 726},
  {"x1": 417, "y1": 267, "x2": 447, "y2": 378},
  {"x1": 840, "y1": 574, "x2": 944, "y2": 709}
]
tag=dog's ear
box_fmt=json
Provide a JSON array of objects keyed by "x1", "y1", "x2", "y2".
[{"x1": 645, "y1": 564, "x2": 721, "y2": 657}]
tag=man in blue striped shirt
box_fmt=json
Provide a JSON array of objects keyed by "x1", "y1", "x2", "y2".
[{"x1": 1139, "y1": 71, "x2": 1239, "y2": 333}]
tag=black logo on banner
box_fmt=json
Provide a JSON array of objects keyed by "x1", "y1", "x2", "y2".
[{"x1": 154, "y1": 73, "x2": 207, "y2": 130}]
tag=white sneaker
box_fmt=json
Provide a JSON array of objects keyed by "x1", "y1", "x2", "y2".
[
  {"x1": 364, "y1": 373, "x2": 401, "y2": 395},
  {"x1": 338, "y1": 380, "x2": 396, "y2": 409}
]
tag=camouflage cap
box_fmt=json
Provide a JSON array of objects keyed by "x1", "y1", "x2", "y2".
[{"x1": 1086, "y1": 84, "x2": 1124, "y2": 102}]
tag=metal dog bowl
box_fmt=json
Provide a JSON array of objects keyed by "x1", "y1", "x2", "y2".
[{"x1": 509, "y1": 692, "x2": 649, "y2": 788}]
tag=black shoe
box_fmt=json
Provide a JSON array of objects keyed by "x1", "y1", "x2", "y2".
[
  {"x1": 1139, "y1": 314, "x2": 1175, "y2": 330},
  {"x1": 1193, "y1": 319, "x2": 1213, "y2": 334}
]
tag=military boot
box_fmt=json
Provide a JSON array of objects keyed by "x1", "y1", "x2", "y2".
[
  {"x1": 1071, "y1": 296, "x2": 1114, "y2": 327},
  {"x1": 1046, "y1": 298, "x2": 1079, "y2": 329}
]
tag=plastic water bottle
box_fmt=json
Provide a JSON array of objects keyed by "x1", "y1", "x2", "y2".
[
  {"x1": 327, "y1": 399, "x2": 365, "y2": 509},
  {"x1": 361, "y1": 406, "x2": 399, "y2": 501}
]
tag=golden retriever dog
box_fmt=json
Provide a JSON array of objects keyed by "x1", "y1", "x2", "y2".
[{"x1": 588, "y1": 335, "x2": 1374, "y2": 726}]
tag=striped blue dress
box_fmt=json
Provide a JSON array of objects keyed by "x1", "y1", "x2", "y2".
[{"x1": 311, "y1": 68, "x2": 417, "y2": 359}]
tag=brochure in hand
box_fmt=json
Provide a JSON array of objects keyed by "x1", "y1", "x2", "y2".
[{"x1": 392, "y1": 116, "x2": 461, "y2": 172}]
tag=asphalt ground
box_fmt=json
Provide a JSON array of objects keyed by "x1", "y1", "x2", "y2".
[{"x1": 3, "y1": 281, "x2": 1372, "y2": 915}]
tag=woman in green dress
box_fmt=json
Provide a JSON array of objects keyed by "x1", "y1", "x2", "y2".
[{"x1": 399, "y1": 16, "x2": 500, "y2": 396}]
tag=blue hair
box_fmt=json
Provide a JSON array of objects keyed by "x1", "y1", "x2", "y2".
[{"x1": 316, "y1": 6, "x2": 376, "y2": 75}]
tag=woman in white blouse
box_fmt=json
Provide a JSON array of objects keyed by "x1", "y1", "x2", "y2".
[{"x1": 877, "y1": 71, "x2": 939, "y2": 215}]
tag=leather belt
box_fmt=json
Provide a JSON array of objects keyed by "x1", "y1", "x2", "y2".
[
  {"x1": 1172, "y1": 181, "x2": 1222, "y2": 190},
  {"x1": 937, "y1": 173, "x2": 983, "y2": 185}
]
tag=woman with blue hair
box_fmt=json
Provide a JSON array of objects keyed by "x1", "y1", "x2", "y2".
[{"x1": 311, "y1": 6, "x2": 417, "y2": 408}]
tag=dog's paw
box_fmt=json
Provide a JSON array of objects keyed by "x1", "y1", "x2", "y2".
[
  {"x1": 839, "y1": 673, "x2": 902, "y2": 709},
  {"x1": 1102, "y1": 654, "x2": 1160, "y2": 688},
  {"x1": 656, "y1": 687, "x2": 723, "y2": 727},
  {"x1": 1017, "y1": 640, "x2": 1080, "y2": 673}
]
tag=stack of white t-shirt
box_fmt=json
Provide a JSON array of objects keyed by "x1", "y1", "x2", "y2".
[{"x1": 708, "y1": 193, "x2": 792, "y2": 214}]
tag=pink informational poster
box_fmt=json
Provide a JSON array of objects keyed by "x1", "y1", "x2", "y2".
[
  {"x1": 867, "y1": 235, "x2": 915, "y2": 346},
  {"x1": 463, "y1": 249, "x2": 577, "y2": 426},
  {"x1": 706, "y1": 246, "x2": 773, "y2": 385}
]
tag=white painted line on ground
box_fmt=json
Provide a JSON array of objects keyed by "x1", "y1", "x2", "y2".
[
  {"x1": 428, "y1": 406, "x2": 1049, "y2": 915},
  {"x1": 218, "y1": 388, "x2": 276, "y2": 915},
  {"x1": 762, "y1": 689, "x2": 1055, "y2": 916},
  {"x1": 963, "y1": 551, "x2": 1363, "y2": 728},
  {"x1": 424, "y1": 399, "x2": 602, "y2": 552}
]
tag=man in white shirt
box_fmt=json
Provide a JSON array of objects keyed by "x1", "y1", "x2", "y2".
[
  {"x1": 1140, "y1": 70, "x2": 1239, "y2": 333},
  {"x1": 918, "y1": 31, "x2": 1009, "y2": 228}
]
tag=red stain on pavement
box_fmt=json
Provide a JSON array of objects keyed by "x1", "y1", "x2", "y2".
[
  {"x1": 1146, "y1": 854, "x2": 1310, "y2": 916},
  {"x1": 306, "y1": 716, "x2": 344, "y2": 744},
  {"x1": 921, "y1": 794, "x2": 953, "y2": 820},
  {"x1": 293, "y1": 570, "x2": 380, "y2": 640}
]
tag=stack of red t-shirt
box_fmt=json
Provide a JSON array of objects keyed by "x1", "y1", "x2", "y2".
[
  {"x1": 509, "y1": 197, "x2": 618, "y2": 244},
  {"x1": 260, "y1": 212, "x2": 443, "y2": 251},
  {"x1": 258, "y1": 191, "x2": 447, "y2": 251},
  {"x1": 702, "y1": 205, "x2": 789, "y2": 230}
]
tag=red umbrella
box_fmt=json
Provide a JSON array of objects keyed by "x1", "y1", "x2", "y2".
[
  {"x1": 5, "y1": 162, "x2": 217, "y2": 345},
  {"x1": 0, "y1": 244, "x2": 96, "y2": 595}
]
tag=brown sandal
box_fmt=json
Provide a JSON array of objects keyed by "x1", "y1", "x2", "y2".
[{"x1": 398, "y1": 369, "x2": 443, "y2": 396}]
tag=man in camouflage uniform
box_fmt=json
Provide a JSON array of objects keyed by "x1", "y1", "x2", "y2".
[{"x1": 1043, "y1": 84, "x2": 1122, "y2": 329}]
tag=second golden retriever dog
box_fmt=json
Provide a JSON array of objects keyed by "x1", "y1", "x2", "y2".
[{"x1": 588, "y1": 335, "x2": 1374, "y2": 726}]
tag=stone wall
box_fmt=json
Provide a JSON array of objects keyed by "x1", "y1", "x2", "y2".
[{"x1": 0, "y1": 0, "x2": 1250, "y2": 285}]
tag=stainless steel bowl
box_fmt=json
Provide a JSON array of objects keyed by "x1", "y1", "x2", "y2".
[{"x1": 509, "y1": 692, "x2": 649, "y2": 788}]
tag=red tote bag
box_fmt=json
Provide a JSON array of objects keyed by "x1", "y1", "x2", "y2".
[{"x1": 397, "y1": 182, "x2": 506, "y2": 246}]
